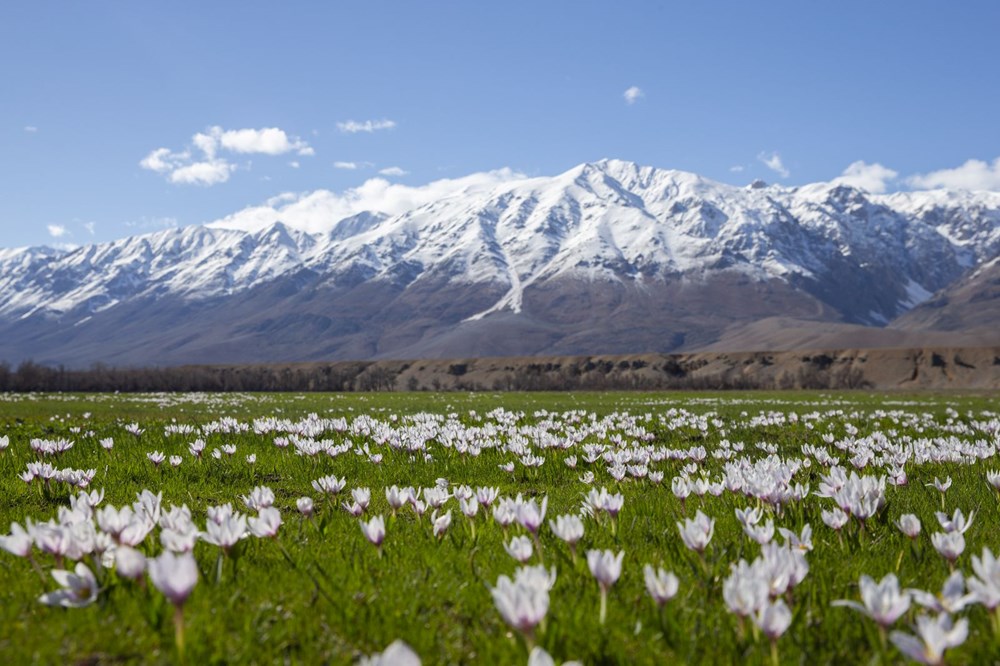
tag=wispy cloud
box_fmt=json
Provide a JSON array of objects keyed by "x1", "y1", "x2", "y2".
[
  {"x1": 83, "y1": 221, "x2": 96, "y2": 235},
  {"x1": 908, "y1": 157, "x2": 1000, "y2": 191},
  {"x1": 124, "y1": 216, "x2": 179, "y2": 230},
  {"x1": 337, "y1": 119, "x2": 397, "y2": 134},
  {"x1": 334, "y1": 161, "x2": 359, "y2": 170},
  {"x1": 378, "y1": 166, "x2": 408, "y2": 177},
  {"x1": 757, "y1": 151, "x2": 790, "y2": 179},
  {"x1": 23, "y1": 125, "x2": 38, "y2": 133},
  {"x1": 47, "y1": 224, "x2": 69, "y2": 238},
  {"x1": 832, "y1": 161, "x2": 898, "y2": 193},
  {"x1": 140, "y1": 126, "x2": 312, "y2": 186},
  {"x1": 729, "y1": 165, "x2": 745, "y2": 173},
  {"x1": 623, "y1": 86, "x2": 644, "y2": 105}
]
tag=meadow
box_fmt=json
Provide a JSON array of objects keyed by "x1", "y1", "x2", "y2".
[{"x1": 1, "y1": 390, "x2": 999, "y2": 665}]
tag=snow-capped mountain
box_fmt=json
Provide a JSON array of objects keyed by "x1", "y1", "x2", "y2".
[{"x1": 1, "y1": 159, "x2": 997, "y2": 366}]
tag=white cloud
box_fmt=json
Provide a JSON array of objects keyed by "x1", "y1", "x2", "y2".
[
  {"x1": 216, "y1": 127, "x2": 312, "y2": 155},
  {"x1": 334, "y1": 161, "x2": 359, "y2": 170},
  {"x1": 337, "y1": 119, "x2": 397, "y2": 134},
  {"x1": 908, "y1": 157, "x2": 1000, "y2": 191},
  {"x1": 623, "y1": 86, "x2": 644, "y2": 104},
  {"x1": 378, "y1": 166, "x2": 408, "y2": 176},
  {"x1": 83, "y1": 221, "x2": 96, "y2": 235},
  {"x1": 757, "y1": 151, "x2": 790, "y2": 179},
  {"x1": 23, "y1": 125, "x2": 38, "y2": 133},
  {"x1": 208, "y1": 168, "x2": 523, "y2": 234},
  {"x1": 729, "y1": 165, "x2": 745, "y2": 173},
  {"x1": 168, "y1": 160, "x2": 236, "y2": 186},
  {"x1": 47, "y1": 224, "x2": 69, "y2": 238},
  {"x1": 141, "y1": 126, "x2": 312, "y2": 186},
  {"x1": 831, "y1": 161, "x2": 898, "y2": 193},
  {"x1": 288, "y1": 161, "x2": 300, "y2": 169}
]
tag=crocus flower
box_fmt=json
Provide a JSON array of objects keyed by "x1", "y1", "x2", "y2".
[
  {"x1": 587, "y1": 549, "x2": 624, "y2": 624},
  {"x1": 890, "y1": 613, "x2": 968, "y2": 665},
  {"x1": 360, "y1": 515, "x2": 386, "y2": 548},
  {"x1": 432, "y1": 510, "x2": 452, "y2": 538},
  {"x1": 360, "y1": 639, "x2": 421, "y2": 666},
  {"x1": 643, "y1": 565, "x2": 679, "y2": 607},
  {"x1": 491, "y1": 573, "x2": 549, "y2": 638},
  {"x1": 0, "y1": 522, "x2": 33, "y2": 558},
  {"x1": 505, "y1": 536, "x2": 534, "y2": 563},
  {"x1": 908, "y1": 571, "x2": 977, "y2": 614},
  {"x1": 897, "y1": 514, "x2": 922, "y2": 539},
  {"x1": 115, "y1": 545, "x2": 147, "y2": 581},
  {"x1": 968, "y1": 546, "x2": 1000, "y2": 609},
  {"x1": 248, "y1": 507, "x2": 282, "y2": 538},
  {"x1": 38, "y1": 562, "x2": 98, "y2": 608},
  {"x1": 296, "y1": 497, "x2": 314, "y2": 517},
  {"x1": 148, "y1": 551, "x2": 198, "y2": 607},
  {"x1": 833, "y1": 573, "x2": 910, "y2": 628},
  {"x1": 931, "y1": 532, "x2": 965, "y2": 564},
  {"x1": 677, "y1": 510, "x2": 715, "y2": 553}
]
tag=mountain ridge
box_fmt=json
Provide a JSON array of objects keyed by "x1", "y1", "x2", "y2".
[{"x1": 1, "y1": 159, "x2": 997, "y2": 367}]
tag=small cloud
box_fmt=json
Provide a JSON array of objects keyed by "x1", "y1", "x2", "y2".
[
  {"x1": 337, "y1": 119, "x2": 397, "y2": 134},
  {"x1": 378, "y1": 166, "x2": 408, "y2": 177},
  {"x1": 47, "y1": 224, "x2": 69, "y2": 238},
  {"x1": 757, "y1": 151, "x2": 790, "y2": 179},
  {"x1": 140, "y1": 126, "x2": 312, "y2": 186},
  {"x1": 23, "y1": 125, "x2": 38, "y2": 133},
  {"x1": 168, "y1": 159, "x2": 235, "y2": 186},
  {"x1": 832, "y1": 161, "x2": 898, "y2": 193},
  {"x1": 623, "y1": 86, "x2": 644, "y2": 105},
  {"x1": 334, "y1": 161, "x2": 359, "y2": 170},
  {"x1": 83, "y1": 221, "x2": 96, "y2": 235},
  {"x1": 908, "y1": 157, "x2": 1000, "y2": 191},
  {"x1": 288, "y1": 161, "x2": 300, "y2": 169},
  {"x1": 729, "y1": 165, "x2": 745, "y2": 173}
]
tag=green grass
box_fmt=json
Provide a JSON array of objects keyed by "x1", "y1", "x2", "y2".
[{"x1": 0, "y1": 390, "x2": 999, "y2": 665}]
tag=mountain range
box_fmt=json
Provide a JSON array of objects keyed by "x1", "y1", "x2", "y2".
[{"x1": 1, "y1": 159, "x2": 997, "y2": 367}]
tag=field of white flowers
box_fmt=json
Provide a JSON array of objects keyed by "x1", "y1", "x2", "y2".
[{"x1": 1, "y1": 390, "x2": 999, "y2": 664}]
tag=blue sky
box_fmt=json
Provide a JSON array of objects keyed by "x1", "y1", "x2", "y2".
[{"x1": 3, "y1": 1, "x2": 1000, "y2": 249}]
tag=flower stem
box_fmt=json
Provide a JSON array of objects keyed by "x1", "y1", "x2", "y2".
[
  {"x1": 599, "y1": 587, "x2": 608, "y2": 624},
  {"x1": 174, "y1": 605, "x2": 186, "y2": 662}
]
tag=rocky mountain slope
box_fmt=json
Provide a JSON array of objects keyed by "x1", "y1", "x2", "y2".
[{"x1": 0, "y1": 159, "x2": 997, "y2": 367}]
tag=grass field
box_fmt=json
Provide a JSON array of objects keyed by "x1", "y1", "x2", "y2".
[{"x1": 1, "y1": 390, "x2": 999, "y2": 665}]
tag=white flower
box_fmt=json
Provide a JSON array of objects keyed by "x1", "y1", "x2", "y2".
[
  {"x1": 833, "y1": 573, "x2": 910, "y2": 628},
  {"x1": 359, "y1": 639, "x2": 421, "y2": 666},
  {"x1": 505, "y1": 536, "x2": 534, "y2": 563},
  {"x1": 587, "y1": 549, "x2": 624, "y2": 589},
  {"x1": 890, "y1": 613, "x2": 968, "y2": 665},
  {"x1": 908, "y1": 571, "x2": 977, "y2": 614},
  {"x1": 643, "y1": 565, "x2": 679, "y2": 606},
  {"x1": 754, "y1": 599, "x2": 793, "y2": 640},
  {"x1": 822, "y1": 508, "x2": 849, "y2": 530},
  {"x1": 516, "y1": 496, "x2": 547, "y2": 534},
  {"x1": 897, "y1": 514, "x2": 922, "y2": 538},
  {"x1": 930, "y1": 532, "x2": 965, "y2": 563},
  {"x1": 491, "y1": 573, "x2": 549, "y2": 636},
  {"x1": 148, "y1": 550, "x2": 198, "y2": 607},
  {"x1": 242, "y1": 486, "x2": 275, "y2": 512},
  {"x1": 360, "y1": 515, "x2": 386, "y2": 547},
  {"x1": 968, "y1": 546, "x2": 1000, "y2": 609},
  {"x1": 677, "y1": 510, "x2": 715, "y2": 553},
  {"x1": 549, "y1": 514, "x2": 585, "y2": 546},
  {"x1": 296, "y1": 497, "x2": 314, "y2": 517},
  {"x1": 248, "y1": 507, "x2": 282, "y2": 538},
  {"x1": 115, "y1": 545, "x2": 147, "y2": 580},
  {"x1": 38, "y1": 562, "x2": 98, "y2": 608},
  {"x1": 934, "y1": 508, "x2": 973, "y2": 534},
  {"x1": 432, "y1": 510, "x2": 452, "y2": 538},
  {"x1": 0, "y1": 522, "x2": 33, "y2": 557}
]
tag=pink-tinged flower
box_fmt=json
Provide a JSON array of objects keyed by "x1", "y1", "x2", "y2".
[
  {"x1": 385, "y1": 486, "x2": 412, "y2": 511},
  {"x1": 360, "y1": 639, "x2": 421, "y2": 666},
  {"x1": 312, "y1": 475, "x2": 346, "y2": 496},
  {"x1": 100, "y1": 437, "x2": 114, "y2": 451},
  {"x1": 549, "y1": 514, "x2": 584, "y2": 547},
  {"x1": 360, "y1": 515, "x2": 386, "y2": 547},
  {"x1": 517, "y1": 496, "x2": 547, "y2": 535},
  {"x1": 476, "y1": 486, "x2": 499, "y2": 507},
  {"x1": 169, "y1": 455, "x2": 183, "y2": 468},
  {"x1": 588, "y1": 549, "x2": 624, "y2": 624},
  {"x1": 987, "y1": 470, "x2": 1000, "y2": 491},
  {"x1": 931, "y1": 532, "x2": 965, "y2": 564},
  {"x1": 822, "y1": 508, "x2": 849, "y2": 531},
  {"x1": 115, "y1": 545, "x2": 147, "y2": 580},
  {"x1": 248, "y1": 507, "x2": 282, "y2": 538},
  {"x1": 296, "y1": 497, "x2": 314, "y2": 517},
  {"x1": 352, "y1": 487, "x2": 371, "y2": 509},
  {"x1": 897, "y1": 514, "x2": 922, "y2": 539},
  {"x1": 0, "y1": 521, "x2": 32, "y2": 558},
  {"x1": 147, "y1": 451, "x2": 165, "y2": 467},
  {"x1": 643, "y1": 565, "x2": 679, "y2": 607},
  {"x1": 491, "y1": 573, "x2": 549, "y2": 637},
  {"x1": 504, "y1": 535, "x2": 534, "y2": 563},
  {"x1": 890, "y1": 613, "x2": 968, "y2": 665},
  {"x1": 528, "y1": 647, "x2": 583, "y2": 666},
  {"x1": 38, "y1": 562, "x2": 98, "y2": 608},
  {"x1": 968, "y1": 546, "x2": 1000, "y2": 609},
  {"x1": 202, "y1": 513, "x2": 248, "y2": 552},
  {"x1": 908, "y1": 571, "x2": 977, "y2": 614},
  {"x1": 160, "y1": 527, "x2": 199, "y2": 553},
  {"x1": 432, "y1": 510, "x2": 452, "y2": 538},
  {"x1": 935, "y1": 508, "x2": 973, "y2": 534},
  {"x1": 677, "y1": 510, "x2": 715, "y2": 553},
  {"x1": 833, "y1": 573, "x2": 911, "y2": 628},
  {"x1": 459, "y1": 498, "x2": 479, "y2": 519},
  {"x1": 754, "y1": 599, "x2": 793, "y2": 640},
  {"x1": 242, "y1": 486, "x2": 275, "y2": 511},
  {"x1": 148, "y1": 551, "x2": 198, "y2": 607}
]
